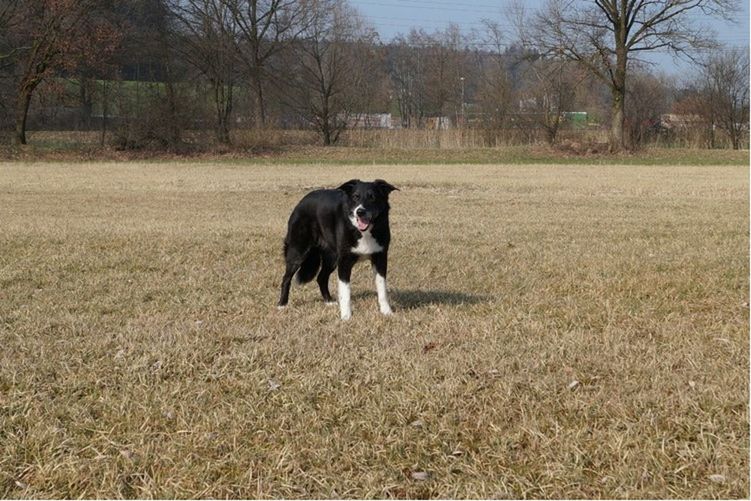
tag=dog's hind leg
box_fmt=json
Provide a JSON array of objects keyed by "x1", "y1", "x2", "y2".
[
  {"x1": 317, "y1": 251, "x2": 337, "y2": 304},
  {"x1": 278, "y1": 246, "x2": 307, "y2": 308},
  {"x1": 278, "y1": 267, "x2": 297, "y2": 308}
]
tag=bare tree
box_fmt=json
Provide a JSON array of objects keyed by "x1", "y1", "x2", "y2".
[
  {"x1": 111, "y1": 0, "x2": 190, "y2": 149},
  {"x1": 0, "y1": 1, "x2": 19, "y2": 68},
  {"x1": 517, "y1": 0, "x2": 738, "y2": 151},
  {"x1": 700, "y1": 47, "x2": 749, "y2": 150},
  {"x1": 5, "y1": 0, "x2": 120, "y2": 145},
  {"x1": 387, "y1": 35, "x2": 425, "y2": 128},
  {"x1": 0, "y1": 1, "x2": 19, "y2": 128},
  {"x1": 624, "y1": 69, "x2": 671, "y2": 147},
  {"x1": 673, "y1": 48, "x2": 749, "y2": 149},
  {"x1": 170, "y1": 0, "x2": 240, "y2": 143},
  {"x1": 147, "y1": 0, "x2": 184, "y2": 146},
  {"x1": 223, "y1": 0, "x2": 308, "y2": 127},
  {"x1": 671, "y1": 85, "x2": 716, "y2": 147},
  {"x1": 520, "y1": 59, "x2": 580, "y2": 145},
  {"x1": 349, "y1": 44, "x2": 390, "y2": 126},
  {"x1": 416, "y1": 25, "x2": 469, "y2": 123},
  {"x1": 473, "y1": 21, "x2": 515, "y2": 139},
  {"x1": 281, "y1": 0, "x2": 379, "y2": 145}
]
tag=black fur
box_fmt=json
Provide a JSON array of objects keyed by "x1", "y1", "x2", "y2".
[
  {"x1": 278, "y1": 179, "x2": 398, "y2": 309},
  {"x1": 296, "y1": 247, "x2": 321, "y2": 284}
]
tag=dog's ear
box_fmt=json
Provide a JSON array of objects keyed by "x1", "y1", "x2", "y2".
[
  {"x1": 337, "y1": 179, "x2": 360, "y2": 195},
  {"x1": 374, "y1": 179, "x2": 399, "y2": 196}
]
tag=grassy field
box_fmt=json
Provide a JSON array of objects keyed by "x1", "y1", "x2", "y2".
[
  {"x1": 0, "y1": 161, "x2": 748, "y2": 498},
  {"x1": 3, "y1": 130, "x2": 749, "y2": 166},
  {"x1": 237, "y1": 146, "x2": 750, "y2": 166}
]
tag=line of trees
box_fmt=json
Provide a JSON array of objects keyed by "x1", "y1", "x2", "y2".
[
  {"x1": 516, "y1": 0, "x2": 743, "y2": 150},
  {"x1": 0, "y1": 0, "x2": 747, "y2": 150}
]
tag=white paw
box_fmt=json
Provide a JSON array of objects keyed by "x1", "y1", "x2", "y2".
[
  {"x1": 325, "y1": 300, "x2": 338, "y2": 306},
  {"x1": 340, "y1": 311, "x2": 352, "y2": 321},
  {"x1": 277, "y1": 305, "x2": 287, "y2": 310},
  {"x1": 380, "y1": 307, "x2": 393, "y2": 316}
]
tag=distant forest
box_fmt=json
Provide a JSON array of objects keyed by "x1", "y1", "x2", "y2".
[{"x1": 0, "y1": 0, "x2": 748, "y2": 150}]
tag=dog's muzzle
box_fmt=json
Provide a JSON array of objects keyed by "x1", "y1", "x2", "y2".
[{"x1": 354, "y1": 207, "x2": 371, "y2": 231}]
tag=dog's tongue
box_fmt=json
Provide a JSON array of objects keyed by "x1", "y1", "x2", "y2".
[{"x1": 356, "y1": 217, "x2": 370, "y2": 231}]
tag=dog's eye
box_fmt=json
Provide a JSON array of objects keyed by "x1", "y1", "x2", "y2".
[
  {"x1": 366, "y1": 193, "x2": 375, "y2": 201},
  {"x1": 353, "y1": 194, "x2": 360, "y2": 201}
]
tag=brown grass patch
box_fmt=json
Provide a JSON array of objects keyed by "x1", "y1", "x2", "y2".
[
  {"x1": 0, "y1": 162, "x2": 747, "y2": 498},
  {"x1": 1, "y1": 131, "x2": 748, "y2": 166}
]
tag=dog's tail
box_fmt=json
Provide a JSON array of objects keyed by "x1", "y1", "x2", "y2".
[{"x1": 295, "y1": 248, "x2": 321, "y2": 284}]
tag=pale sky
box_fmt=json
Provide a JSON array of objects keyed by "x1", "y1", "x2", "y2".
[{"x1": 350, "y1": 0, "x2": 750, "y2": 78}]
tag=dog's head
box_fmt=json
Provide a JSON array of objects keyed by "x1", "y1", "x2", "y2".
[{"x1": 337, "y1": 179, "x2": 398, "y2": 232}]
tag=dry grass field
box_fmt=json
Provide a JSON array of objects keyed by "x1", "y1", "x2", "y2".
[{"x1": 0, "y1": 161, "x2": 748, "y2": 499}]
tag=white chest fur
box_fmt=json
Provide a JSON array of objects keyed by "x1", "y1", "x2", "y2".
[{"x1": 351, "y1": 229, "x2": 384, "y2": 255}]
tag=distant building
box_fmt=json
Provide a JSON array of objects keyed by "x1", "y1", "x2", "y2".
[
  {"x1": 424, "y1": 116, "x2": 451, "y2": 130},
  {"x1": 562, "y1": 111, "x2": 588, "y2": 128},
  {"x1": 341, "y1": 113, "x2": 393, "y2": 129},
  {"x1": 659, "y1": 114, "x2": 703, "y2": 129}
]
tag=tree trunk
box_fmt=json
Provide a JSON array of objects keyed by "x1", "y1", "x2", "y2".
[
  {"x1": 609, "y1": 88, "x2": 625, "y2": 152},
  {"x1": 213, "y1": 81, "x2": 233, "y2": 144},
  {"x1": 730, "y1": 123, "x2": 741, "y2": 150},
  {"x1": 217, "y1": 104, "x2": 231, "y2": 145},
  {"x1": 545, "y1": 126, "x2": 556, "y2": 146},
  {"x1": 610, "y1": 17, "x2": 628, "y2": 153},
  {"x1": 544, "y1": 109, "x2": 559, "y2": 145},
  {"x1": 164, "y1": 74, "x2": 181, "y2": 146},
  {"x1": 100, "y1": 79, "x2": 108, "y2": 146},
  {"x1": 319, "y1": 85, "x2": 332, "y2": 145},
  {"x1": 251, "y1": 65, "x2": 266, "y2": 128},
  {"x1": 321, "y1": 110, "x2": 333, "y2": 146},
  {"x1": 14, "y1": 88, "x2": 33, "y2": 145},
  {"x1": 79, "y1": 77, "x2": 93, "y2": 129},
  {"x1": 218, "y1": 119, "x2": 230, "y2": 144},
  {"x1": 322, "y1": 121, "x2": 332, "y2": 145}
]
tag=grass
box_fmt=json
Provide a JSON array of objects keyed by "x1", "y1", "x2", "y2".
[
  {"x1": 1, "y1": 130, "x2": 748, "y2": 166},
  {"x1": 0, "y1": 161, "x2": 748, "y2": 498},
  {"x1": 240, "y1": 145, "x2": 749, "y2": 166}
]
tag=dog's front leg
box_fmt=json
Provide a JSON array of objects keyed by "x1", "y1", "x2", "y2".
[
  {"x1": 337, "y1": 257, "x2": 356, "y2": 320},
  {"x1": 371, "y1": 252, "x2": 392, "y2": 315}
]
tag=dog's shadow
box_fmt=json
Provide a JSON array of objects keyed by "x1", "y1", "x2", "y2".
[{"x1": 352, "y1": 288, "x2": 487, "y2": 310}]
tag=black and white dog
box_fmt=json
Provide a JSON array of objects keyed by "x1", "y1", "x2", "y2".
[{"x1": 278, "y1": 179, "x2": 398, "y2": 320}]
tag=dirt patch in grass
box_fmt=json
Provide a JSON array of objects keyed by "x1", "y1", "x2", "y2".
[{"x1": 0, "y1": 162, "x2": 748, "y2": 498}]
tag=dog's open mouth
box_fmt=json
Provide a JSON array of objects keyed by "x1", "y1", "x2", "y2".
[{"x1": 355, "y1": 216, "x2": 371, "y2": 231}]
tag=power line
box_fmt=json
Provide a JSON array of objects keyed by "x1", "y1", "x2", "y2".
[
  {"x1": 364, "y1": 15, "x2": 749, "y2": 46},
  {"x1": 360, "y1": 14, "x2": 747, "y2": 38},
  {"x1": 353, "y1": 0, "x2": 506, "y2": 9},
  {"x1": 351, "y1": 0, "x2": 503, "y2": 15},
  {"x1": 361, "y1": 14, "x2": 510, "y2": 29}
]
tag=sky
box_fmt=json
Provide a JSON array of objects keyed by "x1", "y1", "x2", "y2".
[{"x1": 349, "y1": 0, "x2": 750, "y2": 77}]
